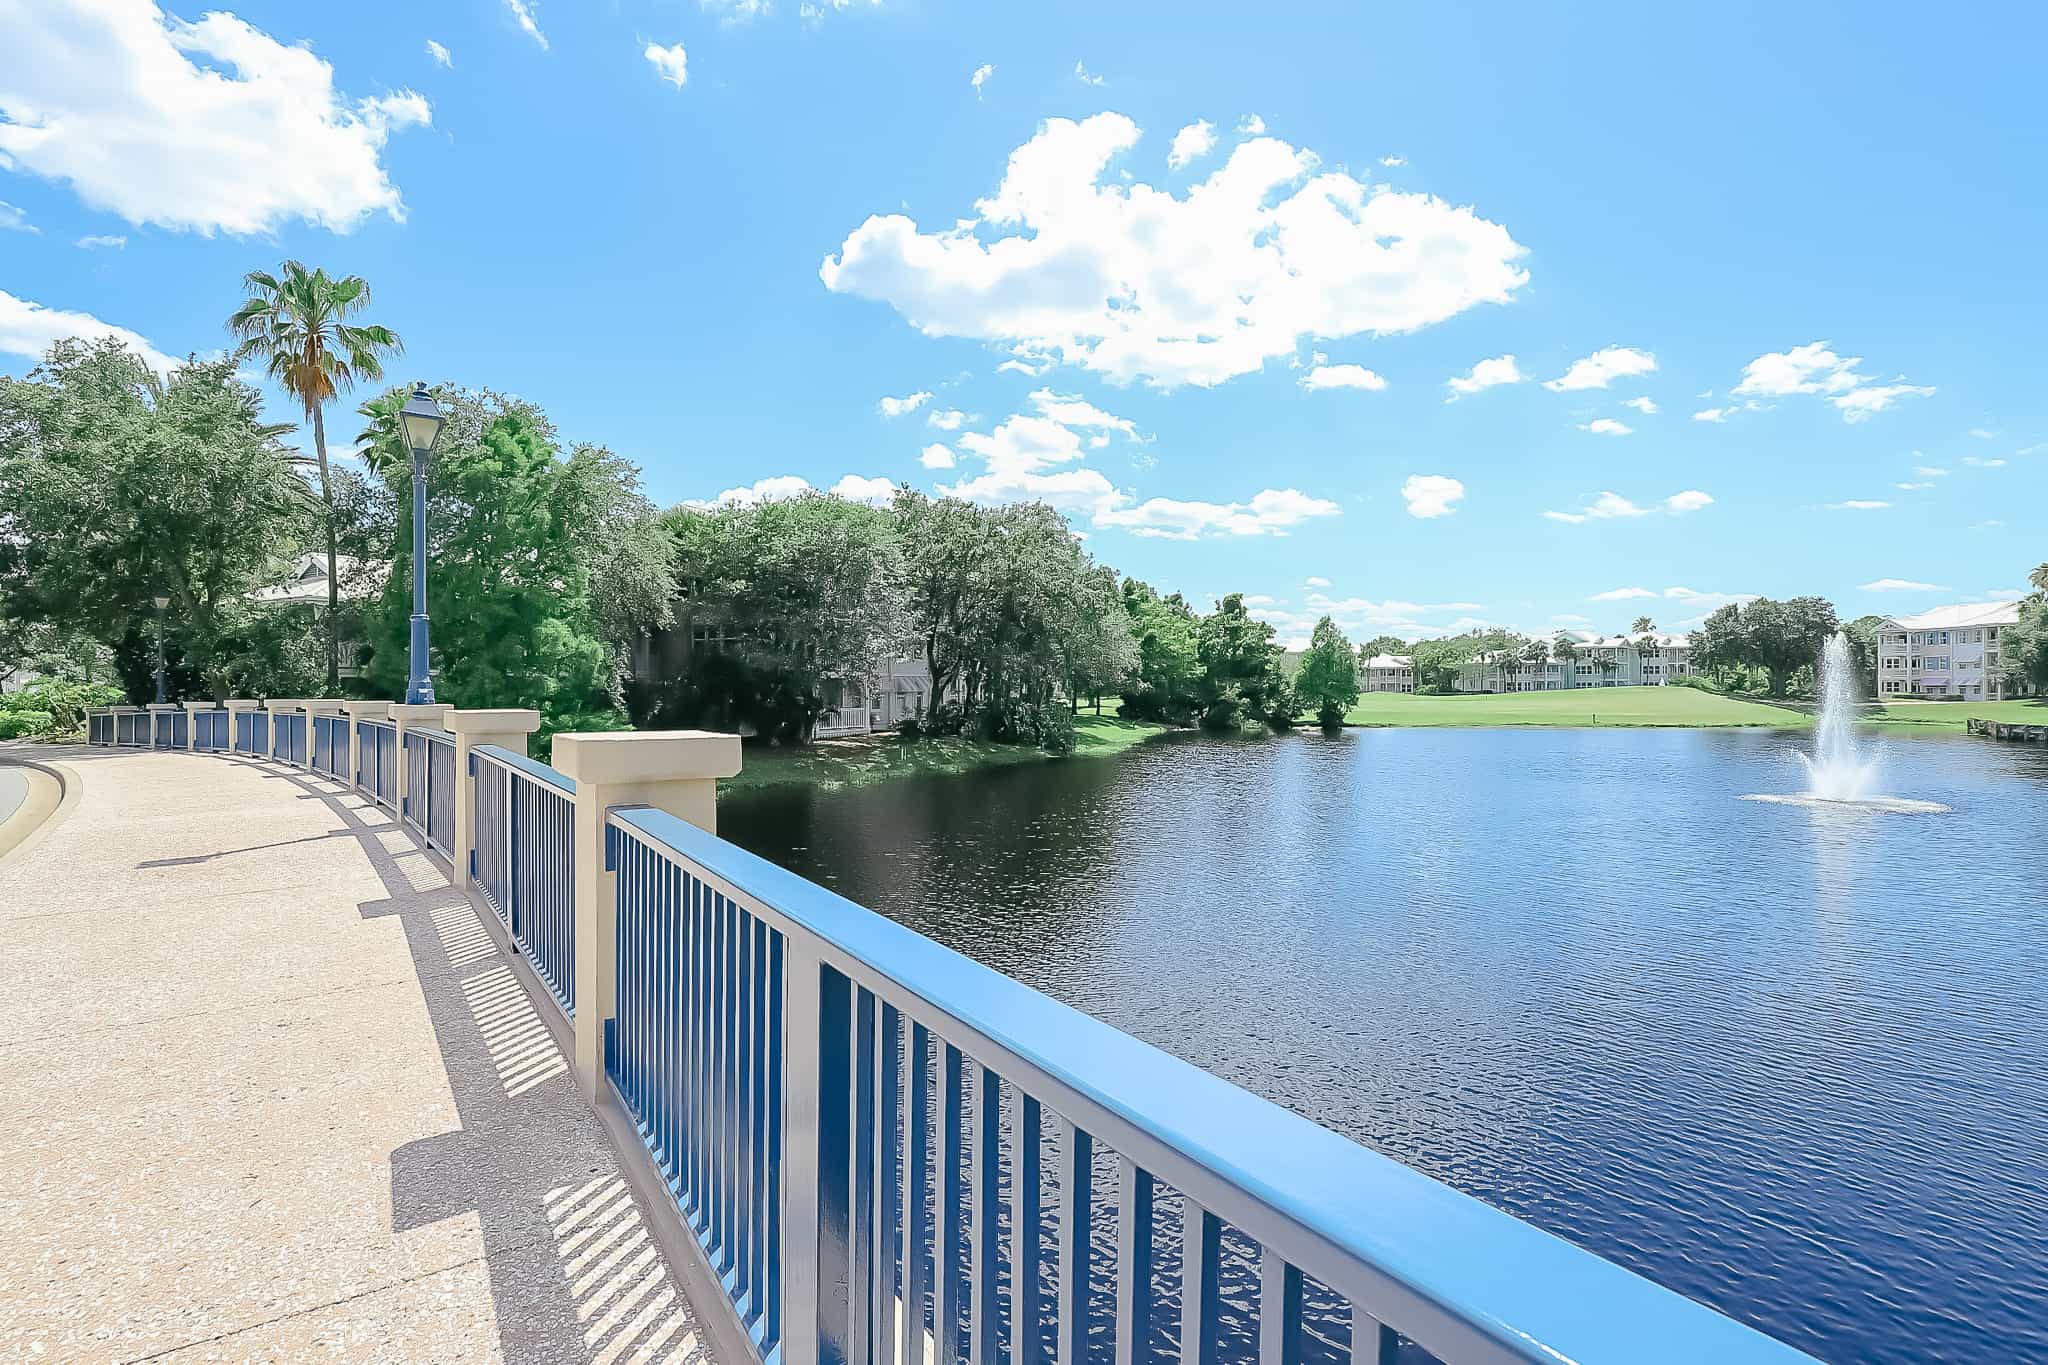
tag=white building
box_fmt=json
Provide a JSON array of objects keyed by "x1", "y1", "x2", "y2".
[
  {"x1": 1360, "y1": 653, "x2": 1414, "y2": 693},
  {"x1": 1874, "y1": 602, "x2": 2024, "y2": 700},
  {"x1": 1456, "y1": 634, "x2": 1695, "y2": 693}
]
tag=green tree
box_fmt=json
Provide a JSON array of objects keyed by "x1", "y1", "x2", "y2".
[
  {"x1": 1120, "y1": 579, "x2": 1202, "y2": 721},
  {"x1": 356, "y1": 387, "x2": 657, "y2": 743},
  {"x1": 1356, "y1": 634, "x2": 1410, "y2": 662},
  {"x1": 1522, "y1": 635, "x2": 1551, "y2": 687},
  {"x1": 1735, "y1": 596, "x2": 1840, "y2": 697},
  {"x1": 228, "y1": 261, "x2": 403, "y2": 693},
  {"x1": 0, "y1": 340, "x2": 312, "y2": 699},
  {"x1": 1295, "y1": 616, "x2": 1361, "y2": 728},
  {"x1": 1690, "y1": 603, "x2": 1746, "y2": 684},
  {"x1": 1844, "y1": 614, "x2": 1886, "y2": 699},
  {"x1": 1630, "y1": 615, "x2": 1655, "y2": 635},
  {"x1": 1996, "y1": 563, "x2": 2048, "y2": 698},
  {"x1": 1064, "y1": 567, "x2": 1139, "y2": 713},
  {"x1": 1195, "y1": 593, "x2": 1288, "y2": 729},
  {"x1": 1551, "y1": 634, "x2": 1581, "y2": 686}
]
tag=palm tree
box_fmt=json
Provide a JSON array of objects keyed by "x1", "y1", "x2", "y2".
[
  {"x1": 2030, "y1": 562, "x2": 2048, "y2": 597},
  {"x1": 1630, "y1": 615, "x2": 1655, "y2": 635},
  {"x1": 1522, "y1": 636, "x2": 1550, "y2": 689},
  {"x1": 228, "y1": 262, "x2": 403, "y2": 692},
  {"x1": 1552, "y1": 634, "x2": 1580, "y2": 688}
]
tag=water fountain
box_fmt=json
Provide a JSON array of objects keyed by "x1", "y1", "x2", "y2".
[{"x1": 1744, "y1": 630, "x2": 1950, "y2": 813}]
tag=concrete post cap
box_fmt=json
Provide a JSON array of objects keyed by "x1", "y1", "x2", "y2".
[
  {"x1": 222, "y1": 698, "x2": 261, "y2": 711},
  {"x1": 553, "y1": 730, "x2": 742, "y2": 784},
  {"x1": 264, "y1": 698, "x2": 306, "y2": 713},
  {"x1": 180, "y1": 701, "x2": 219, "y2": 712},
  {"x1": 301, "y1": 699, "x2": 347, "y2": 713},
  {"x1": 340, "y1": 700, "x2": 392, "y2": 718},
  {"x1": 389, "y1": 703, "x2": 454, "y2": 726},
  {"x1": 446, "y1": 708, "x2": 542, "y2": 736},
  {"x1": 146, "y1": 702, "x2": 180, "y2": 712}
]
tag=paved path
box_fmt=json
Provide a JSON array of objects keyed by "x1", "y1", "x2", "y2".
[{"x1": 0, "y1": 746, "x2": 709, "y2": 1364}]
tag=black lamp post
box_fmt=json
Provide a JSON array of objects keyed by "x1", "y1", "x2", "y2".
[
  {"x1": 398, "y1": 382, "x2": 446, "y2": 705},
  {"x1": 152, "y1": 590, "x2": 171, "y2": 704}
]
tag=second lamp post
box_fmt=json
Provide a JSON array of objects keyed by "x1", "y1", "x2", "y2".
[{"x1": 398, "y1": 381, "x2": 446, "y2": 706}]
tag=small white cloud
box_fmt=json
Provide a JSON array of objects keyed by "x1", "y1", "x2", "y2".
[
  {"x1": 425, "y1": 38, "x2": 453, "y2": 67},
  {"x1": 1301, "y1": 364, "x2": 1386, "y2": 392},
  {"x1": 1305, "y1": 576, "x2": 1331, "y2": 588},
  {"x1": 970, "y1": 63, "x2": 994, "y2": 97},
  {"x1": 505, "y1": 0, "x2": 548, "y2": 49},
  {"x1": 0, "y1": 289, "x2": 180, "y2": 373},
  {"x1": 878, "y1": 390, "x2": 932, "y2": 418},
  {"x1": 1237, "y1": 114, "x2": 1266, "y2": 134},
  {"x1": 1402, "y1": 474, "x2": 1464, "y2": 519},
  {"x1": 1833, "y1": 382, "x2": 1935, "y2": 423},
  {"x1": 0, "y1": 201, "x2": 35, "y2": 234},
  {"x1": 1692, "y1": 407, "x2": 1729, "y2": 422},
  {"x1": 1578, "y1": 418, "x2": 1633, "y2": 436},
  {"x1": 926, "y1": 408, "x2": 966, "y2": 431},
  {"x1": 1895, "y1": 481, "x2": 1934, "y2": 490},
  {"x1": 1590, "y1": 587, "x2": 1658, "y2": 601},
  {"x1": 1983, "y1": 586, "x2": 2026, "y2": 600},
  {"x1": 1097, "y1": 487, "x2": 1339, "y2": 540},
  {"x1": 1446, "y1": 354, "x2": 1522, "y2": 399},
  {"x1": 1826, "y1": 499, "x2": 1890, "y2": 511},
  {"x1": 1914, "y1": 464, "x2": 1950, "y2": 477},
  {"x1": 1074, "y1": 60, "x2": 1104, "y2": 86},
  {"x1": 1962, "y1": 456, "x2": 2006, "y2": 468},
  {"x1": 1552, "y1": 613, "x2": 1592, "y2": 625},
  {"x1": 996, "y1": 358, "x2": 1044, "y2": 376},
  {"x1": 1621, "y1": 396, "x2": 1658, "y2": 415},
  {"x1": 1379, "y1": 155, "x2": 1406, "y2": 167},
  {"x1": 1859, "y1": 578, "x2": 1946, "y2": 592},
  {"x1": 1664, "y1": 489, "x2": 1713, "y2": 513},
  {"x1": 919, "y1": 443, "x2": 955, "y2": 469},
  {"x1": 1547, "y1": 489, "x2": 1707, "y2": 523},
  {"x1": 830, "y1": 474, "x2": 896, "y2": 506},
  {"x1": 1731, "y1": 341, "x2": 1932, "y2": 423},
  {"x1": 1546, "y1": 346, "x2": 1657, "y2": 392},
  {"x1": 1969, "y1": 427, "x2": 1997, "y2": 440},
  {"x1": 1167, "y1": 120, "x2": 1216, "y2": 170},
  {"x1": 75, "y1": 234, "x2": 127, "y2": 250},
  {"x1": 644, "y1": 41, "x2": 689, "y2": 88}
]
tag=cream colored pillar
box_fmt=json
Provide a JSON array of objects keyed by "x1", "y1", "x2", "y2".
[
  {"x1": 145, "y1": 702, "x2": 178, "y2": 751},
  {"x1": 180, "y1": 700, "x2": 213, "y2": 752},
  {"x1": 263, "y1": 698, "x2": 303, "y2": 763},
  {"x1": 554, "y1": 730, "x2": 742, "y2": 1101},
  {"x1": 303, "y1": 699, "x2": 345, "y2": 775},
  {"x1": 339, "y1": 700, "x2": 391, "y2": 788},
  {"x1": 389, "y1": 702, "x2": 453, "y2": 823},
  {"x1": 446, "y1": 708, "x2": 541, "y2": 890},
  {"x1": 222, "y1": 698, "x2": 259, "y2": 754}
]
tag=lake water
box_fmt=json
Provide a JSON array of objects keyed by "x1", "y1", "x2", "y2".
[{"x1": 720, "y1": 727, "x2": 2048, "y2": 1362}]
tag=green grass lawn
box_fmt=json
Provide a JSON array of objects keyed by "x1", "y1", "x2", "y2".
[
  {"x1": 719, "y1": 713, "x2": 1167, "y2": 797},
  {"x1": 1339, "y1": 686, "x2": 1808, "y2": 728},
  {"x1": 1866, "y1": 696, "x2": 2048, "y2": 730}
]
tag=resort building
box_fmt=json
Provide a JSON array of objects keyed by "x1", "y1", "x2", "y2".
[
  {"x1": 247, "y1": 552, "x2": 383, "y2": 679},
  {"x1": 1455, "y1": 633, "x2": 1695, "y2": 693},
  {"x1": 1361, "y1": 652, "x2": 1415, "y2": 693},
  {"x1": 1873, "y1": 601, "x2": 2025, "y2": 700}
]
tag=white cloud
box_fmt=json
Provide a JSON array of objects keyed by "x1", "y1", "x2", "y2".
[
  {"x1": 821, "y1": 113, "x2": 1529, "y2": 389},
  {"x1": 1591, "y1": 585, "x2": 1753, "y2": 613},
  {"x1": 1445, "y1": 354, "x2": 1522, "y2": 399},
  {"x1": 1969, "y1": 427, "x2": 1997, "y2": 440},
  {"x1": 1545, "y1": 346, "x2": 1656, "y2": 392},
  {"x1": 1895, "y1": 481, "x2": 1934, "y2": 490},
  {"x1": 644, "y1": 41, "x2": 689, "y2": 87},
  {"x1": 689, "y1": 473, "x2": 894, "y2": 509},
  {"x1": 713, "y1": 0, "x2": 771, "y2": 23},
  {"x1": 1859, "y1": 578, "x2": 1946, "y2": 592},
  {"x1": 1590, "y1": 586, "x2": 1657, "y2": 601},
  {"x1": 1913, "y1": 464, "x2": 1949, "y2": 477},
  {"x1": 878, "y1": 390, "x2": 931, "y2": 417},
  {"x1": 1983, "y1": 586, "x2": 2028, "y2": 601},
  {"x1": 970, "y1": 63, "x2": 994, "y2": 96},
  {"x1": 1027, "y1": 388, "x2": 1140, "y2": 440},
  {"x1": 75, "y1": 233, "x2": 126, "y2": 250},
  {"x1": 1301, "y1": 364, "x2": 1386, "y2": 392},
  {"x1": 919, "y1": 443, "x2": 955, "y2": 469},
  {"x1": 1380, "y1": 155, "x2": 1406, "y2": 167},
  {"x1": 1096, "y1": 488, "x2": 1339, "y2": 541},
  {"x1": 1578, "y1": 418, "x2": 1633, "y2": 436},
  {"x1": 1826, "y1": 499, "x2": 1890, "y2": 511},
  {"x1": 425, "y1": 38, "x2": 452, "y2": 67},
  {"x1": 1253, "y1": 592, "x2": 1492, "y2": 645},
  {"x1": 1546, "y1": 488, "x2": 1709, "y2": 523},
  {"x1": 505, "y1": 0, "x2": 548, "y2": 48},
  {"x1": 0, "y1": 201, "x2": 33, "y2": 233},
  {"x1": 1731, "y1": 341, "x2": 1932, "y2": 423},
  {"x1": 1621, "y1": 395, "x2": 1658, "y2": 415},
  {"x1": 1305, "y1": 576, "x2": 1331, "y2": 588},
  {"x1": 830, "y1": 474, "x2": 896, "y2": 506},
  {"x1": 1552, "y1": 613, "x2": 1591, "y2": 625},
  {"x1": 1692, "y1": 407, "x2": 1729, "y2": 422},
  {"x1": 995, "y1": 358, "x2": 1044, "y2": 376},
  {"x1": 1167, "y1": 120, "x2": 1216, "y2": 170},
  {"x1": 926, "y1": 408, "x2": 966, "y2": 431},
  {"x1": 0, "y1": 289, "x2": 180, "y2": 373},
  {"x1": 1075, "y1": 61, "x2": 1104, "y2": 87},
  {"x1": 0, "y1": 3, "x2": 430, "y2": 236},
  {"x1": 1238, "y1": 114, "x2": 1266, "y2": 135},
  {"x1": 1401, "y1": 474, "x2": 1464, "y2": 519},
  {"x1": 1962, "y1": 456, "x2": 2006, "y2": 468}
]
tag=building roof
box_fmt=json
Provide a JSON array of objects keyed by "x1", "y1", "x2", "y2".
[
  {"x1": 1884, "y1": 601, "x2": 2023, "y2": 631},
  {"x1": 1362, "y1": 653, "x2": 1413, "y2": 669},
  {"x1": 247, "y1": 553, "x2": 385, "y2": 606},
  {"x1": 1569, "y1": 633, "x2": 1692, "y2": 650}
]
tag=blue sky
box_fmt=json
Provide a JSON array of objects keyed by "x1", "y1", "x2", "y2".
[{"x1": 3, "y1": 1, "x2": 2042, "y2": 646}]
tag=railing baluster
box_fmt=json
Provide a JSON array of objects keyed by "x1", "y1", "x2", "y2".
[
  {"x1": 1015, "y1": 1093, "x2": 1044, "y2": 1365},
  {"x1": 752, "y1": 915, "x2": 773, "y2": 1329},
  {"x1": 1179, "y1": 1200, "x2": 1221, "y2": 1365},
  {"x1": 937, "y1": 1043, "x2": 966, "y2": 1361},
  {"x1": 765, "y1": 926, "x2": 785, "y2": 1349},
  {"x1": 850, "y1": 988, "x2": 877, "y2": 1360},
  {"x1": 1257, "y1": 1249, "x2": 1301, "y2": 1365},
  {"x1": 875, "y1": 1002, "x2": 901, "y2": 1365},
  {"x1": 970, "y1": 1062, "x2": 1001, "y2": 1365},
  {"x1": 737, "y1": 900, "x2": 757, "y2": 1317},
  {"x1": 903, "y1": 1022, "x2": 932, "y2": 1365},
  {"x1": 1057, "y1": 1120, "x2": 1093, "y2": 1365},
  {"x1": 1114, "y1": 1160, "x2": 1155, "y2": 1365}
]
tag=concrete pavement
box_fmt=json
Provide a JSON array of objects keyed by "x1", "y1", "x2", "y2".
[{"x1": 0, "y1": 746, "x2": 710, "y2": 1364}]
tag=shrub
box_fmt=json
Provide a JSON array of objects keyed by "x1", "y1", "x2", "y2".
[
  {"x1": 2, "y1": 679, "x2": 123, "y2": 734},
  {"x1": 0, "y1": 709, "x2": 56, "y2": 740}
]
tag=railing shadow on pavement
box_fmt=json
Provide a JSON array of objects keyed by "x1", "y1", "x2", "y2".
[{"x1": 269, "y1": 763, "x2": 711, "y2": 1365}]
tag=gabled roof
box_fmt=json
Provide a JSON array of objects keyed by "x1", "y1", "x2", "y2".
[
  {"x1": 1883, "y1": 601, "x2": 2023, "y2": 631},
  {"x1": 1361, "y1": 653, "x2": 1412, "y2": 669}
]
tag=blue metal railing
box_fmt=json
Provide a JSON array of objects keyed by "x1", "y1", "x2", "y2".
[
  {"x1": 114, "y1": 709, "x2": 147, "y2": 746},
  {"x1": 151, "y1": 710, "x2": 187, "y2": 749},
  {"x1": 275, "y1": 711, "x2": 307, "y2": 767},
  {"x1": 602, "y1": 806, "x2": 1815, "y2": 1365},
  {"x1": 403, "y1": 728, "x2": 457, "y2": 854},
  {"x1": 235, "y1": 710, "x2": 269, "y2": 756},
  {"x1": 472, "y1": 745, "x2": 577, "y2": 1018},
  {"x1": 357, "y1": 719, "x2": 397, "y2": 807},
  {"x1": 192, "y1": 710, "x2": 229, "y2": 751},
  {"x1": 311, "y1": 714, "x2": 348, "y2": 778},
  {"x1": 87, "y1": 710, "x2": 114, "y2": 745}
]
